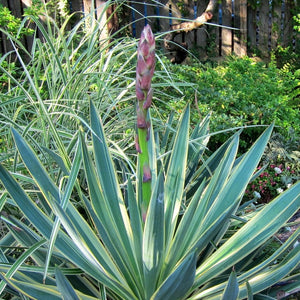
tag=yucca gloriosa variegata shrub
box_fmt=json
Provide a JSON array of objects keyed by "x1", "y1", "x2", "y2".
[{"x1": 0, "y1": 25, "x2": 300, "y2": 300}]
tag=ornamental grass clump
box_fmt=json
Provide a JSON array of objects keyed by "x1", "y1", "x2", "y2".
[{"x1": 0, "y1": 25, "x2": 300, "y2": 300}]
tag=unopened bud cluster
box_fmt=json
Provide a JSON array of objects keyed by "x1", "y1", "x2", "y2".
[{"x1": 136, "y1": 24, "x2": 155, "y2": 131}]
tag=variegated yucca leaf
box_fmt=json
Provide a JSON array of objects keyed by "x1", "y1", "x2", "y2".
[{"x1": 0, "y1": 101, "x2": 299, "y2": 299}]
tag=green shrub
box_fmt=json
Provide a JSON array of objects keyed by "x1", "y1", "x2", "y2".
[
  {"x1": 294, "y1": 13, "x2": 300, "y2": 32},
  {"x1": 272, "y1": 45, "x2": 300, "y2": 71},
  {"x1": 0, "y1": 5, "x2": 34, "y2": 38},
  {"x1": 0, "y1": 56, "x2": 20, "y2": 93},
  {"x1": 158, "y1": 56, "x2": 300, "y2": 152}
]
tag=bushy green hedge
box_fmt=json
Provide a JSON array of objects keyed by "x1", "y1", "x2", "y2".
[
  {"x1": 156, "y1": 55, "x2": 300, "y2": 152},
  {"x1": 0, "y1": 4, "x2": 34, "y2": 37}
]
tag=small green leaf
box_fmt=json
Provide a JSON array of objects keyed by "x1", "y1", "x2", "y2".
[
  {"x1": 42, "y1": 147, "x2": 69, "y2": 175},
  {"x1": 55, "y1": 267, "x2": 80, "y2": 300},
  {"x1": 143, "y1": 172, "x2": 165, "y2": 298},
  {"x1": 11, "y1": 127, "x2": 60, "y2": 202},
  {"x1": 221, "y1": 269, "x2": 239, "y2": 300},
  {"x1": 246, "y1": 281, "x2": 253, "y2": 300},
  {"x1": 0, "y1": 274, "x2": 61, "y2": 300},
  {"x1": 153, "y1": 251, "x2": 196, "y2": 300}
]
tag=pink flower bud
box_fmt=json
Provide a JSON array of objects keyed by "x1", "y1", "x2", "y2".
[
  {"x1": 136, "y1": 57, "x2": 148, "y2": 76},
  {"x1": 136, "y1": 85, "x2": 145, "y2": 101},
  {"x1": 139, "y1": 25, "x2": 155, "y2": 53},
  {"x1": 139, "y1": 72, "x2": 154, "y2": 90},
  {"x1": 143, "y1": 163, "x2": 151, "y2": 182},
  {"x1": 146, "y1": 124, "x2": 150, "y2": 141},
  {"x1": 137, "y1": 106, "x2": 147, "y2": 128},
  {"x1": 136, "y1": 25, "x2": 155, "y2": 98},
  {"x1": 135, "y1": 135, "x2": 141, "y2": 153},
  {"x1": 143, "y1": 88, "x2": 153, "y2": 109}
]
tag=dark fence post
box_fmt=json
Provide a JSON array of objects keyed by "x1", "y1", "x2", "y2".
[{"x1": 0, "y1": 0, "x2": 35, "y2": 56}]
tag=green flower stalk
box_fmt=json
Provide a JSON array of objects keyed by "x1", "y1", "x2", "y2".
[{"x1": 135, "y1": 24, "x2": 155, "y2": 217}]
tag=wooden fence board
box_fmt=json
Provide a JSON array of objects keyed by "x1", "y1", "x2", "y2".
[
  {"x1": 270, "y1": 3, "x2": 281, "y2": 49},
  {"x1": 282, "y1": 0, "x2": 294, "y2": 48},
  {"x1": 21, "y1": 0, "x2": 34, "y2": 53},
  {"x1": 131, "y1": 0, "x2": 161, "y2": 38},
  {"x1": 221, "y1": 0, "x2": 233, "y2": 56},
  {"x1": 82, "y1": 0, "x2": 92, "y2": 14},
  {"x1": 10, "y1": 0, "x2": 28, "y2": 54},
  {"x1": 209, "y1": 3, "x2": 220, "y2": 57},
  {"x1": 234, "y1": 0, "x2": 247, "y2": 56},
  {"x1": 295, "y1": 0, "x2": 300, "y2": 53},
  {"x1": 247, "y1": 5, "x2": 256, "y2": 55},
  {"x1": 155, "y1": 0, "x2": 171, "y2": 33},
  {"x1": 257, "y1": 0, "x2": 269, "y2": 57},
  {"x1": 9, "y1": 0, "x2": 22, "y2": 18},
  {"x1": 70, "y1": 0, "x2": 83, "y2": 12},
  {"x1": 130, "y1": 1, "x2": 147, "y2": 38},
  {"x1": 95, "y1": 0, "x2": 108, "y2": 43},
  {"x1": 195, "y1": 0, "x2": 210, "y2": 59},
  {"x1": 0, "y1": 0, "x2": 299, "y2": 59}
]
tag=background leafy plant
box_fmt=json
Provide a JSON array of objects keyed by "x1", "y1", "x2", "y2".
[
  {"x1": 156, "y1": 55, "x2": 300, "y2": 152},
  {"x1": 0, "y1": 4, "x2": 34, "y2": 37}
]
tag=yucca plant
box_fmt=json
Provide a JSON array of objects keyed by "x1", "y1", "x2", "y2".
[{"x1": 0, "y1": 25, "x2": 300, "y2": 300}]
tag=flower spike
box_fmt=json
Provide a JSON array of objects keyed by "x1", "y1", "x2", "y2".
[{"x1": 135, "y1": 25, "x2": 155, "y2": 217}]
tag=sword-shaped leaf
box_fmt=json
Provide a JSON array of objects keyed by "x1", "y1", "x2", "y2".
[{"x1": 143, "y1": 172, "x2": 164, "y2": 298}]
